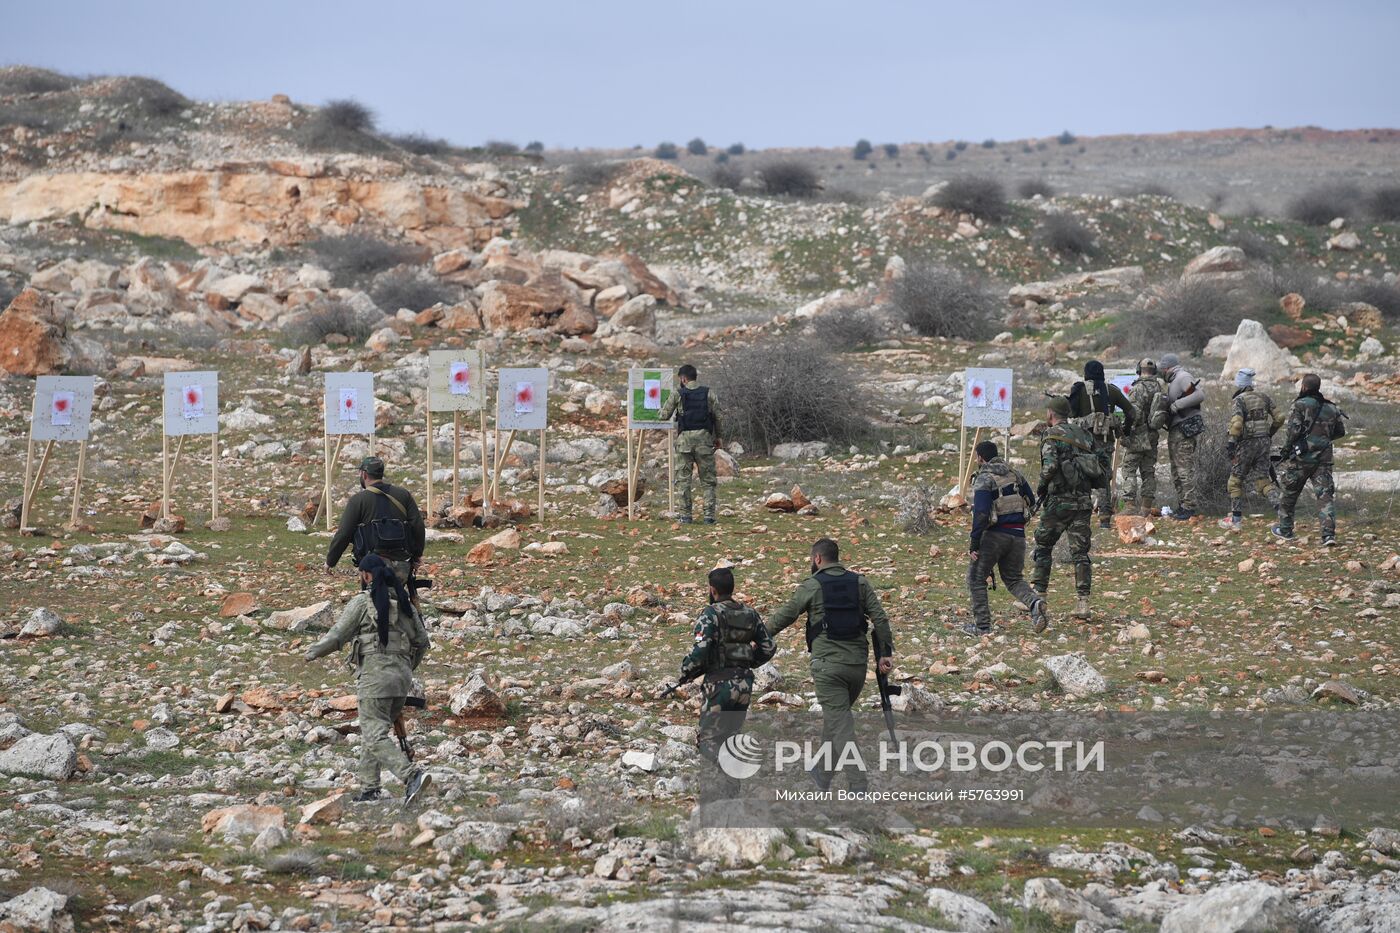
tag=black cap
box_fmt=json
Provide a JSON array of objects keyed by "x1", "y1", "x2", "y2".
[{"x1": 359, "y1": 456, "x2": 385, "y2": 478}]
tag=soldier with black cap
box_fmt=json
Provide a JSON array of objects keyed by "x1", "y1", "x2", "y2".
[
  {"x1": 1067, "y1": 360, "x2": 1134, "y2": 528},
  {"x1": 326, "y1": 456, "x2": 426, "y2": 585}
]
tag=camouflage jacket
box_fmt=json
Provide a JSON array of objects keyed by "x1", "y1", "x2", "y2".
[
  {"x1": 1280, "y1": 393, "x2": 1345, "y2": 464},
  {"x1": 1122, "y1": 376, "x2": 1165, "y2": 451},
  {"x1": 305, "y1": 593, "x2": 431, "y2": 698},
  {"x1": 1228, "y1": 388, "x2": 1285, "y2": 440},
  {"x1": 1038, "y1": 421, "x2": 1097, "y2": 500},
  {"x1": 680, "y1": 599, "x2": 776, "y2": 682}
]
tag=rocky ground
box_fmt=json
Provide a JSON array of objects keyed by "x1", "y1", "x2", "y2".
[{"x1": 2, "y1": 67, "x2": 1400, "y2": 931}]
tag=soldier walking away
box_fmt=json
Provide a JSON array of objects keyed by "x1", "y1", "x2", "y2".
[
  {"x1": 1220, "y1": 368, "x2": 1284, "y2": 530},
  {"x1": 1068, "y1": 360, "x2": 1135, "y2": 528},
  {"x1": 326, "y1": 457, "x2": 426, "y2": 586},
  {"x1": 1160, "y1": 353, "x2": 1206, "y2": 521},
  {"x1": 303, "y1": 554, "x2": 433, "y2": 805},
  {"x1": 675, "y1": 567, "x2": 775, "y2": 797},
  {"x1": 658, "y1": 364, "x2": 721, "y2": 525},
  {"x1": 1273, "y1": 373, "x2": 1346, "y2": 546},
  {"x1": 965, "y1": 441, "x2": 1049, "y2": 637},
  {"x1": 1032, "y1": 397, "x2": 1098, "y2": 621},
  {"x1": 1120, "y1": 359, "x2": 1168, "y2": 516},
  {"x1": 768, "y1": 538, "x2": 895, "y2": 793}
]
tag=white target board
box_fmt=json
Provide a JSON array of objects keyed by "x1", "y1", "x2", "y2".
[
  {"x1": 1108, "y1": 370, "x2": 1136, "y2": 395},
  {"x1": 496, "y1": 367, "x2": 549, "y2": 431},
  {"x1": 324, "y1": 372, "x2": 376, "y2": 435},
  {"x1": 31, "y1": 376, "x2": 95, "y2": 442},
  {"x1": 163, "y1": 371, "x2": 220, "y2": 436},
  {"x1": 428, "y1": 348, "x2": 488, "y2": 413},
  {"x1": 962, "y1": 368, "x2": 1013, "y2": 429}
]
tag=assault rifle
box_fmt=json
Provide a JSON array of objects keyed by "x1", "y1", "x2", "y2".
[
  {"x1": 871, "y1": 631, "x2": 901, "y2": 746},
  {"x1": 658, "y1": 671, "x2": 700, "y2": 700},
  {"x1": 393, "y1": 695, "x2": 427, "y2": 762}
]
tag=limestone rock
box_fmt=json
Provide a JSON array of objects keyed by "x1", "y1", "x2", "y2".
[
  {"x1": 466, "y1": 540, "x2": 496, "y2": 564},
  {"x1": 1159, "y1": 881, "x2": 1300, "y2": 933},
  {"x1": 0, "y1": 288, "x2": 66, "y2": 376},
  {"x1": 1022, "y1": 877, "x2": 1111, "y2": 926},
  {"x1": 1220, "y1": 318, "x2": 1301, "y2": 385},
  {"x1": 610, "y1": 294, "x2": 657, "y2": 335},
  {"x1": 1327, "y1": 231, "x2": 1361, "y2": 251},
  {"x1": 364, "y1": 327, "x2": 400, "y2": 352},
  {"x1": 299, "y1": 794, "x2": 344, "y2": 825},
  {"x1": 690, "y1": 827, "x2": 786, "y2": 867},
  {"x1": 0, "y1": 733, "x2": 77, "y2": 780},
  {"x1": 1183, "y1": 245, "x2": 1246, "y2": 280},
  {"x1": 484, "y1": 527, "x2": 521, "y2": 550},
  {"x1": 219, "y1": 592, "x2": 257, "y2": 618},
  {"x1": 924, "y1": 888, "x2": 1003, "y2": 932},
  {"x1": 265, "y1": 600, "x2": 333, "y2": 632},
  {"x1": 772, "y1": 441, "x2": 829, "y2": 460},
  {"x1": 0, "y1": 887, "x2": 74, "y2": 933},
  {"x1": 715, "y1": 448, "x2": 739, "y2": 478},
  {"x1": 19, "y1": 607, "x2": 63, "y2": 638},
  {"x1": 449, "y1": 669, "x2": 507, "y2": 718},
  {"x1": 433, "y1": 820, "x2": 513, "y2": 855},
  {"x1": 201, "y1": 804, "x2": 286, "y2": 839},
  {"x1": 764, "y1": 493, "x2": 797, "y2": 512},
  {"x1": 1040, "y1": 654, "x2": 1108, "y2": 697},
  {"x1": 1113, "y1": 514, "x2": 1154, "y2": 544}
]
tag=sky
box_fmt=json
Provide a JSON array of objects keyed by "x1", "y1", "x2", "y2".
[{"x1": 3, "y1": 0, "x2": 1398, "y2": 150}]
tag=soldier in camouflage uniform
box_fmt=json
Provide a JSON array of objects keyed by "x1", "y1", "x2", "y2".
[
  {"x1": 1220, "y1": 368, "x2": 1284, "y2": 530},
  {"x1": 677, "y1": 567, "x2": 776, "y2": 786},
  {"x1": 1161, "y1": 353, "x2": 1206, "y2": 521},
  {"x1": 1119, "y1": 359, "x2": 1166, "y2": 516},
  {"x1": 1033, "y1": 396, "x2": 1097, "y2": 621},
  {"x1": 304, "y1": 554, "x2": 433, "y2": 804},
  {"x1": 1273, "y1": 373, "x2": 1345, "y2": 546},
  {"x1": 658, "y1": 364, "x2": 721, "y2": 524},
  {"x1": 769, "y1": 538, "x2": 895, "y2": 792},
  {"x1": 1067, "y1": 360, "x2": 1135, "y2": 528},
  {"x1": 965, "y1": 440, "x2": 1049, "y2": 637}
]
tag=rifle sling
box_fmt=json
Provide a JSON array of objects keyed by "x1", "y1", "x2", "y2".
[{"x1": 367, "y1": 486, "x2": 409, "y2": 517}]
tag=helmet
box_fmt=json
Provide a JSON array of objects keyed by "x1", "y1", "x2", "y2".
[{"x1": 1136, "y1": 358, "x2": 1157, "y2": 375}]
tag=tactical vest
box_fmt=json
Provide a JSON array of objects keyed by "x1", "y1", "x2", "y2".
[
  {"x1": 981, "y1": 462, "x2": 1028, "y2": 522},
  {"x1": 709, "y1": 601, "x2": 761, "y2": 671},
  {"x1": 1234, "y1": 389, "x2": 1273, "y2": 438},
  {"x1": 1298, "y1": 397, "x2": 1343, "y2": 460},
  {"x1": 1048, "y1": 424, "x2": 1103, "y2": 494},
  {"x1": 352, "y1": 598, "x2": 413, "y2": 664},
  {"x1": 808, "y1": 570, "x2": 866, "y2": 650},
  {"x1": 353, "y1": 485, "x2": 410, "y2": 562},
  {"x1": 1073, "y1": 410, "x2": 1115, "y2": 442},
  {"x1": 677, "y1": 386, "x2": 711, "y2": 433}
]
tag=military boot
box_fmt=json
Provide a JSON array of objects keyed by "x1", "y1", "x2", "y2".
[
  {"x1": 1141, "y1": 499, "x2": 1155, "y2": 518},
  {"x1": 1218, "y1": 513, "x2": 1242, "y2": 531},
  {"x1": 1030, "y1": 598, "x2": 1049, "y2": 634},
  {"x1": 1070, "y1": 596, "x2": 1092, "y2": 621}
]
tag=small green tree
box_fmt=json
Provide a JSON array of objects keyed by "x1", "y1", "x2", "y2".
[
  {"x1": 686, "y1": 137, "x2": 707, "y2": 156},
  {"x1": 1057, "y1": 130, "x2": 1076, "y2": 145},
  {"x1": 726, "y1": 142, "x2": 745, "y2": 155},
  {"x1": 853, "y1": 139, "x2": 873, "y2": 160},
  {"x1": 654, "y1": 141, "x2": 679, "y2": 160},
  {"x1": 882, "y1": 142, "x2": 899, "y2": 158}
]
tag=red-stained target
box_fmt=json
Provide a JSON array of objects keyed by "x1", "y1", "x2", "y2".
[
  {"x1": 997, "y1": 386, "x2": 1007, "y2": 400},
  {"x1": 516, "y1": 384, "x2": 534, "y2": 405},
  {"x1": 971, "y1": 385, "x2": 982, "y2": 397},
  {"x1": 54, "y1": 397, "x2": 69, "y2": 412},
  {"x1": 646, "y1": 385, "x2": 659, "y2": 401}
]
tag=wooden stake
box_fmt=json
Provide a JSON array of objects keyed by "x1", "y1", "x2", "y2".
[
  {"x1": 426, "y1": 407, "x2": 434, "y2": 516},
  {"x1": 452, "y1": 411, "x2": 461, "y2": 507},
  {"x1": 490, "y1": 430, "x2": 517, "y2": 502},
  {"x1": 210, "y1": 433, "x2": 220, "y2": 520},
  {"x1": 25, "y1": 440, "x2": 55, "y2": 526},
  {"x1": 956, "y1": 416, "x2": 968, "y2": 495},
  {"x1": 626, "y1": 426, "x2": 635, "y2": 520},
  {"x1": 537, "y1": 429, "x2": 546, "y2": 523},
  {"x1": 20, "y1": 436, "x2": 35, "y2": 530},
  {"x1": 962, "y1": 427, "x2": 983, "y2": 495},
  {"x1": 479, "y1": 406, "x2": 491, "y2": 519},
  {"x1": 162, "y1": 429, "x2": 171, "y2": 521},
  {"x1": 69, "y1": 437, "x2": 87, "y2": 528},
  {"x1": 319, "y1": 432, "x2": 332, "y2": 530}
]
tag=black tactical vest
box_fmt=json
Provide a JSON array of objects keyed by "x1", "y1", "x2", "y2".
[
  {"x1": 712, "y1": 601, "x2": 760, "y2": 670},
  {"x1": 808, "y1": 570, "x2": 866, "y2": 650},
  {"x1": 677, "y1": 386, "x2": 711, "y2": 432}
]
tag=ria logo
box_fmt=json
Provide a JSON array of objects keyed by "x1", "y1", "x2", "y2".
[{"x1": 716, "y1": 734, "x2": 763, "y2": 780}]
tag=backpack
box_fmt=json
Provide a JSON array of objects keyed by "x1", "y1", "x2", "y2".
[
  {"x1": 1130, "y1": 377, "x2": 1168, "y2": 433},
  {"x1": 1050, "y1": 427, "x2": 1105, "y2": 492},
  {"x1": 353, "y1": 486, "x2": 409, "y2": 561},
  {"x1": 1234, "y1": 390, "x2": 1274, "y2": 438},
  {"x1": 808, "y1": 570, "x2": 866, "y2": 650},
  {"x1": 982, "y1": 462, "x2": 1029, "y2": 521},
  {"x1": 713, "y1": 602, "x2": 760, "y2": 670}
]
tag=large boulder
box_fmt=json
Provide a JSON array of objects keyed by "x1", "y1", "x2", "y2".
[
  {"x1": 201, "y1": 804, "x2": 286, "y2": 840},
  {"x1": 1182, "y1": 245, "x2": 1247, "y2": 282},
  {"x1": 19, "y1": 607, "x2": 63, "y2": 638},
  {"x1": 1160, "y1": 881, "x2": 1300, "y2": 932},
  {"x1": 610, "y1": 294, "x2": 657, "y2": 335},
  {"x1": 0, "y1": 732, "x2": 77, "y2": 780},
  {"x1": 1040, "y1": 654, "x2": 1108, "y2": 697},
  {"x1": 1022, "y1": 878, "x2": 1111, "y2": 926},
  {"x1": 449, "y1": 669, "x2": 508, "y2": 718},
  {"x1": 924, "y1": 888, "x2": 1004, "y2": 932},
  {"x1": 264, "y1": 600, "x2": 333, "y2": 632},
  {"x1": 1220, "y1": 318, "x2": 1301, "y2": 385},
  {"x1": 0, "y1": 288, "x2": 65, "y2": 376},
  {"x1": 478, "y1": 280, "x2": 593, "y2": 335},
  {"x1": 0, "y1": 887, "x2": 75, "y2": 933}
]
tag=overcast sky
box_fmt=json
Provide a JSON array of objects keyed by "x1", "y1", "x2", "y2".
[{"x1": 3, "y1": 0, "x2": 1397, "y2": 149}]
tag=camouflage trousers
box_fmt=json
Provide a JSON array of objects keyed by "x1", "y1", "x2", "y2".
[
  {"x1": 696, "y1": 670, "x2": 754, "y2": 762},
  {"x1": 968, "y1": 530, "x2": 1040, "y2": 630},
  {"x1": 1118, "y1": 443, "x2": 1159, "y2": 511},
  {"x1": 1276, "y1": 460, "x2": 1335, "y2": 538},
  {"x1": 1032, "y1": 497, "x2": 1092, "y2": 596},
  {"x1": 1228, "y1": 436, "x2": 1280, "y2": 515},
  {"x1": 357, "y1": 695, "x2": 413, "y2": 790},
  {"x1": 675, "y1": 433, "x2": 718, "y2": 521},
  {"x1": 1092, "y1": 439, "x2": 1115, "y2": 518},
  {"x1": 1167, "y1": 428, "x2": 1198, "y2": 511}
]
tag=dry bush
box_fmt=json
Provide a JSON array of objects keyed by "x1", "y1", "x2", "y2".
[
  {"x1": 1036, "y1": 213, "x2": 1099, "y2": 258},
  {"x1": 1017, "y1": 178, "x2": 1055, "y2": 199},
  {"x1": 1344, "y1": 279, "x2": 1400, "y2": 321},
  {"x1": 485, "y1": 140, "x2": 519, "y2": 156},
  {"x1": 898, "y1": 485, "x2": 937, "y2": 535},
  {"x1": 710, "y1": 164, "x2": 743, "y2": 191},
  {"x1": 0, "y1": 68, "x2": 82, "y2": 95},
  {"x1": 687, "y1": 137, "x2": 707, "y2": 156},
  {"x1": 894, "y1": 264, "x2": 999, "y2": 341},
  {"x1": 1367, "y1": 187, "x2": 1400, "y2": 222},
  {"x1": 283, "y1": 301, "x2": 379, "y2": 345},
  {"x1": 727, "y1": 142, "x2": 745, "y2": 155},
  {"x1": 653, "y1": 141, "x2": 678, "y2": 160},
  {"x1": 760, "y1": 160, "x2": 821, "y2": 198},
  {"x1": 308, "y1": 234, "x2": 423, "y2": 285},
  {"x1": 565, "y1": 161, "x2": 625, "y2": 189},
  {"x1": 525, "y1": 141, "x2": 544, "y2": 153},
  {"x1": 1251, "y1": 264, "x2": 1343, "y2": 311},
  {"x1": 370, "y1": 270, "x2": 461, "y2": 313},
  {"x1": 1110, "y1": 280, "x2": 1250, "y2": 354},
  {"x1": 299, "y1": 99, "x2": 386, "y2": 153},
  {"x1": 1286, "y1": 184, "x2": 1362, "y2": 225},
  {"x1": 1057, "y1": 130, "x2": 1076, "y2": 145},
  {"x1": 853, "y1": 139, "x2": 872, "y2": 160},
  {"x1": 391, "y1": 133, "x2": 454, "y2": 156},
  {"x1": 106, "y1": 77, "x2": 188, "y2": 119},
  {"x1": 1224, "y1": 228, "x2": 1282, "y2": 263},
  {"x1": 1189, "y1": 397, "x2": 1238, "y2": 517},
  {"x1": 264, "y1": 849, "x2": 324, "y2": 876},
  {"x1": 812, "y1": 308, "x2": 882, "y2": 346},
  {"x1": 934, "y1": 176, "x2": 1008, "y2": 221},
  {"x1": 1116, "y1": 182, "x2": 1175, "y2": 199},
  {"x1": 712, "y1": 340, "x2": 872, "y2": 454}
]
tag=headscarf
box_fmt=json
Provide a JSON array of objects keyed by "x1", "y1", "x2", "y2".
[
  {"x1": 358, "y1": 554, "x2": 412, "y2": 647},
  {"x1": 1234, "y1": 368, "x2": 1255, "y2": 389},
  {"x1": 1069, "y1": 360, "x2": 1110, "y2": 414}
]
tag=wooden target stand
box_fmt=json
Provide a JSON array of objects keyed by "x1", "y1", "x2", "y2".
[
  {"x1": 160, "y1": 395, "x2": 220, "y2": 524},
  {"x1": 20, "y1": 434, "x2": 87, "y2": 531},
  {"x1": 488, "y1": 369, "x2": 550, "y2": 524},
  {"x1": 624, "y1": 427, "x2": 675, "y2": 520},
  {"x1": 427, "y1": 406, "x2": 492, "y2": 520},
  {"x1": 488, "y1": 423, "x2": 546, "y2": 521},
  {"x1": 956, "y1": 368, "x2": 1016, "y2": 499}
]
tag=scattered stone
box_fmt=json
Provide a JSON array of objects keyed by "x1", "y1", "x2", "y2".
[
  {"x1": 0, "y1": 887, "x2": 74, "y2": 933},
  {"x1": 1312, "y1": 680, "x2": 1361, "y2": 705},
  {"x1": 265, "y1": 600, "x2": 333, "y2": 632},
  {"x1": 1040, "y1": 654, "x2": 1108, "y2": 697},
  {"x1": 19, "y1": 607, "x2": 63, "y2": 638},
  {"x1": 690, "y1": 827, "x2": 786, "y2": 867},
  {"x1": 772, "y1": 441, "x2": 828, "y2": 460},
  {"x1": 219, "y1": 592, "x2": 257, "y2": 618},
  {"x1": 201, "y1": 804, "x2": 285, "y2": 839},
  {"x1": 299, "y1": 794, "x2": 344, "y2": 826},
  {"x1": 484, "y1": 527, "x2": 521, "y2": 550},
  {"x1": 1022, "y1": 877, "x2": 1111, "y2": 926},
  {"x1": 1113, "y1": 514, "x2": 1153, "y2": 544},
  {"x1": 764, "y1": 493, "x2": 797, "y2": 512},
  {"x1": 1327, "y1": 231, "x2": 1361, "y2": 251},
  {"x1": 448, "y1": 670, "x2": 508, "y2": 718},
  {"x1": 924, "y1": 888, "x2": 1004, "y2": 932},
  {"x1": 1159, "y1": 880, "x2": 1300, "y2": 932},
  {"x1": 621, "y1": 750, "x2": 656, "y2": 772},
  {"x1": 0, "y1": 733, "x2": 77, "y2": 780},
  {"x1": 525, "y1": 541, "x2": 569, "y2": 557},
  {"x1": 466, "y1": 540, "x2": 496, "y2": 564}
]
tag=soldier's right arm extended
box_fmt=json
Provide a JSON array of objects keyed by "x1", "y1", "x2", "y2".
[
  {"x1": 862, "y1": 580, "x2": 895, "y2": 658},
  {"x1": 305, "y1": 597, "x2": 364, "y2": 660},
  {"x1": 766, "y1": 582, "x2": 813, "y2": 638},
  {"x1": 658, "y1": 391, "x2": 678, "y2": 423}
]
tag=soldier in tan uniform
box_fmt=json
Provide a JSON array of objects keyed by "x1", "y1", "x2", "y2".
[
  {"x1": 1220, "y1": 368, "x2": 1284, "y2": 530},
  {"x1": 658, "y1": 364, "x2": 721, "y2": 524}
]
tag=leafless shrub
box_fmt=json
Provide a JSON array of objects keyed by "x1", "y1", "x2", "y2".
[
  {"x1": 299, "y1": 99, "x2": 386, "y2": 153},
  {"x1": 1190, "y1": 397, "x2": 1236, "y2": 517},
  {"x1": 1035, "y1": 213, "x2": 1099, "y2": 258},
  {"x1": 264, "y1": 848, "x2": 324, "y2": 876},
  {"x1": 0, "y1": 68, "x2": 82, "y2": 95},
  {"x1": 1251, "y1": 264, "x2": 1344, "y2": 311},
  {"x1": 307, "y1": 234, "x2": 423, "y2": 285},
  {"x1": 370, "y1": 270, "x2": 461, "y2": 313},
  {"x1": 934, "y1": 176, "x2": 1008, "y2": 221},
  {"x1": 710, "y1": 164, "x2": 743, "y2": 191},
  {"x1": 283, "y1": 301, "x2": 378, "y2": 345},
  {"x1": 1344, "y1": 279, "x2": 1400, "y2": 321},
  {"x1": 1366, "y1": 186, "x2": 1400, "y2": 222},
  {"x1": 484, "y1": 140, "x2": 519, "y2": 156},
  {"x1": 713, "y1": 340, "x2": 872, "y2": 454},
  {"x1": 565, "y1": 161, "x2": 625, "y2": 189},
  {"x1": 391, "y1": 133, "x2": 455, "y2": 156},
  {"x1": 760, "y1": 160, "x2": 821, "y2": 198},
  {"x1": 1017, "y1": 178, "x2": 1055, "y2": 199},
  {"x1": 1286, "y1": 184, "x2": 1362, "y2": 225},
  {"x1": 1224, "y1": 228, "x2": 1282, "y2": 263},
  {"x1": 1110, "y1": 280, "x2": 1249, "y2": 354},
  {"x1": 894, "y1": 264, "x2": 999, "y2": 341},
  {"x1": 812, "y1": 308, "x2": 882, "y2": 346}
]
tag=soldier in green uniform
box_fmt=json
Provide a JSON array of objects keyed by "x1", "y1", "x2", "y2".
[
  {"x1": 1067, "y1": 360, "x2": 1135, "y2": 528},
  {"x1": 965, "y1": 440, "x2": 1049, "y2": 637},
  {"x1": 1033, "y1": 396, "x2": 1097, "y2": 622},
  {"x1": 1119, "y1": 359, "x2": 1167, "y2": 516},
  {"x1": 677, "y1": 567, "x2": 776, "y2": 792},
  {"x1": 326, "y1": 457, "x2": 426, "y2": 586},
  {"x1": 1220, "y1": 368, "x2": 1285, "y2": 530},
  {"x1": 768, "y1": 538, "x2": 895, "y2": 792},
  {"x1": 657, "y1": 364, "x2": 721, "y2": 525},
  {"x1": 1273, "y1": 373, "x2": 1345, "y2": 546},
  {"x1": 1160, "y1": 353, "x2": 1206, "y2": 521},
  {"x1": 304, "y1": 554, "x2": 433, "y2": 804}
]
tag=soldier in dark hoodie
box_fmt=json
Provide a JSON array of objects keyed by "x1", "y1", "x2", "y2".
[
  {"x1": 1273, "y1": 373, "x2": 1345, "y2": 546},
  {"x1": 1068, "y1": 361, "x2": 1134, "y2": 528}
]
